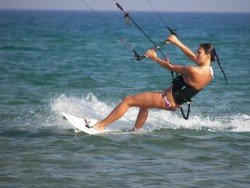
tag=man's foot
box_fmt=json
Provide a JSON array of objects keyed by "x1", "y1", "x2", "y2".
[
  {"x1": 84, "y1": 119, "x2": 105, "y2": 134},
  {"x1": 129, "y1": 127, "x2": 141, "y2": 132}
]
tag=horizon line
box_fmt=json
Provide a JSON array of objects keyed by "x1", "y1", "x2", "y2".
[{"x1": 0, "y1": 8, "x2": 249, "y2": 14}]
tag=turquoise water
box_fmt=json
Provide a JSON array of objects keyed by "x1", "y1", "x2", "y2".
[{"x1": 0, "y1": 10, "x2": 250, "y2": 187}]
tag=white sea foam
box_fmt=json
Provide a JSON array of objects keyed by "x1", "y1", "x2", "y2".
[{"x1": 51, "y1": 93, "x2": 250, "y2": 133}]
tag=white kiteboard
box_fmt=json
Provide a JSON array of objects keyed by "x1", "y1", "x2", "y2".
[
  {"x1": 62, "y1": 112, "x2": 103, "y2": 135},
  {"x1": 62, "y1": 112, "x2": 139, "y2": 135}
]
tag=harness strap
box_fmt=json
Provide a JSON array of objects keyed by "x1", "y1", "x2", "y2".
[{"x1": 180, "y1": 103, "x2": 191, "y2": 120}]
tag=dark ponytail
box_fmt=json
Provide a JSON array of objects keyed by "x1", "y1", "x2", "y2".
[
  {"x1": 213, "y1": 49, "x2": 228, "y2": 84},
  {"x1": 200, "y1": 43, "x2": 228, "y2": 84}
]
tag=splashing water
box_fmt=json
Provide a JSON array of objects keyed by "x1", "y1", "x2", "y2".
[{"x1": 49, "y1": 93, "x2": 250, "y2": 133}]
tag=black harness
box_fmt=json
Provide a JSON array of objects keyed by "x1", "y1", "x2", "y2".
[{"x1": 172, "y1": 75, "x2": 201, "y2": 119}]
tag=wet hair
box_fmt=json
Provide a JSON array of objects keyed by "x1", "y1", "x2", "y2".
[{"x1": 200, "y1": 43, "x2": 228, "y2": 84}]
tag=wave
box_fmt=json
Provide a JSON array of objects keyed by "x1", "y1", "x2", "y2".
[{"x1": 49, "y1": 93, "x2": 250, "y2": 133}]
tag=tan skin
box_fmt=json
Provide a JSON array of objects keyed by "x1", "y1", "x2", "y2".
[{"x1": 93, "y1": 35, "x2": 213, "y2": 131}]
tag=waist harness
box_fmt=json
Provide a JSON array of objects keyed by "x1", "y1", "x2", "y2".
[
  {"x1": 172, "y1": 75, "x2": 200, "y2": 105},
  {"x1": 172, "y1": 75, "x2": 201, "y2": 119}
]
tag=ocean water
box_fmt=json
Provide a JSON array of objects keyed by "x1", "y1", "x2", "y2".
[{"x1": 0, "y1": 10, "x2": 250, "y2": 187}]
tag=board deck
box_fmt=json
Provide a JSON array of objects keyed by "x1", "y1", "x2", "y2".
[{"x1": 62, "y1": 112, "x2": 101, "y2": 135}]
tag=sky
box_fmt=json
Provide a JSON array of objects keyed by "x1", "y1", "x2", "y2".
[{"x1": 0, "y1": 0, "x2": 250, "y2": 13}]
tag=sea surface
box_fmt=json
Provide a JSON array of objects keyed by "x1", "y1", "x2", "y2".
[{"x1": 0, "y1": 10, "x2": 250, "y2": 187}]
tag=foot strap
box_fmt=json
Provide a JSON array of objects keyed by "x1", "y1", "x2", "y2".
[{"x1": 84, "y1": 118, "x2": 99, "y2": 128}]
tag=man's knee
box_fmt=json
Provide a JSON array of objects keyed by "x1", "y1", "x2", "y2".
[
  {"x1": 122, "y1": 95, "x2": 135, "y2": 107},
  {"x1": 122, "y1": 95, "x2": 131, "y2": 104}
]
